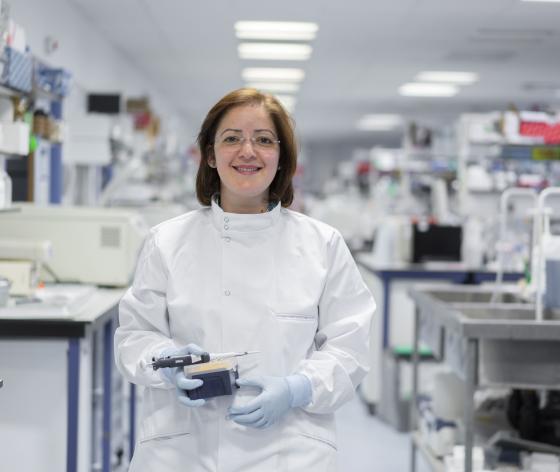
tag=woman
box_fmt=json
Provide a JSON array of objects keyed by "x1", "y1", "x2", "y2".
[{"x1": 115, "y1": 88, "x2": 376, "y2": 472}]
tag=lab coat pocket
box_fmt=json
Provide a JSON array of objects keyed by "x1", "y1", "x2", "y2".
[
  {"x1": 300, "y1": 432, "x2": 337, "y2": 451},
  {"x1": 138, "y1": 388, "x2": 192, "y2": 443},
  {"x1": 273, "y1": 309, "x2": 318, "y2": 370},
  {"x1": 274, "y1": 313, "x2": 317, "y2": 322},
  {"x1": 139, "y1": 430, "x2": 190, "y2": 444},
  {"x1": 283, "y1": 410, "x2": 338, "y2": 471}
]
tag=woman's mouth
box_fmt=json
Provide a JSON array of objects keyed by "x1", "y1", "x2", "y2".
[{"x1": 233, "y1": 165, "x2": 262, "y2": 175}]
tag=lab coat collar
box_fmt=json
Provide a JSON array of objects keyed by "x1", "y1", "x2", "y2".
[{"x1": 211, "y1": 196, "x2": 281, "y2": 232}]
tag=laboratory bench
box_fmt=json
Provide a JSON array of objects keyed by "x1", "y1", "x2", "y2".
[
  {"x1": 0, "y1": 288, "x2": 131, "y2": 472},
  {"x1": 355, "y1": 255, "x2": 523, "y2": 429},
  {"x1": 355, "y1": 256, "x2": 524, "y2": 349},
  {"x1": 408, "y1": 284, "x2": 560, "y2": 472}
]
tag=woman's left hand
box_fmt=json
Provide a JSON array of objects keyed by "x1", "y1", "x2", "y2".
[{"x1": 228, "y1": 376, "x2": 291, "y2": 429}]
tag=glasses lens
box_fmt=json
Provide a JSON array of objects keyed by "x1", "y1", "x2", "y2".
[
  {"x1": 221, "y1": 134, "x2": 242, "y2": 147},
  {"x1": 217, "y1": 133, "x2": 279, "y2": 151},
  {"x1": 254, "y1": 135, "x2": 277, "y2": 148}
]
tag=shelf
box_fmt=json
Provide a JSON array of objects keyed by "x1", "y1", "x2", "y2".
[
  {"x1": 0, "y1": 83, "x2": 63, "y2": 102},
  {"x1": 412, "y1": 431, "x2": 445, "y2": 472},
  {"x1": 32, "y1": 87, "x2": 64, "y2": 102},
  {"x1": 0, "y1": 83, "x2": 27, "y2": 98},
  {"x1": 0, "y1": 206, "x2": 21, "y2": 213}
]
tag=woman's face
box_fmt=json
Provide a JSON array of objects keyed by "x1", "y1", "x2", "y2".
[{"x1": 211, "y1": 103, "x2": 280, "y2": 209}]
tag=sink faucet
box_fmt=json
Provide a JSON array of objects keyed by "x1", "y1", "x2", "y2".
[
  {"x1": 534, "y1": 187, "x2": 560, "y2": 321},
  {"x1": 492, "y1": 188, "x2": 537, "y2": 303}
]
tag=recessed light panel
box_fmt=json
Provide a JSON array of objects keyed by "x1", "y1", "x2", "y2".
[
  {"x1": 235, "y1": 21, "x2": 319, "y2": 41},
  {"x1": 274, "y1": 94, "x2": 297, "y2": 112},
  {"x1": 245, "y1": 82, "x2": 300, "y2": 93},
  {"x1": 242, "y1": 68, "x2": 305, "y2": 82},
  {"x1": 399, "y1": 83, "x2": 459, "y2": 97},
  {"x1": 238, "y1": 43, "x2": 312, "y2": 61},
  {"x1": 357, "y1": 114, "x2": 403, "y2": 130},
  {"x1": 415, "y1": 71, "x2": 479, "y2": 84}
]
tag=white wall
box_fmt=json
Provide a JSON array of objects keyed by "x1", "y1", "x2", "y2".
[{"x1": 10, "y1": 0, "x2": 189, "y2": 131}]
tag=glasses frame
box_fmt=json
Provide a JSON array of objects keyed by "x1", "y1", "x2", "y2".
[{"x1": 214, "y1": 134, "x2": 281, "y2": 152}]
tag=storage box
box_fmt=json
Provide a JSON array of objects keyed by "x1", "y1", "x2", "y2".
[
  {"x1": 34, "y1": 63, "x2": 71, "y2": 97},
  {"x1": 1, "y1": 46, "x2": 32, "y2": 93},
  {"x1": 0, "y1": 121, "x2": 30, "y2": 155}
]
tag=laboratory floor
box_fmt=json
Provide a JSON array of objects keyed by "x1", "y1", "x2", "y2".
[{"x1": 336, "y1": 394, "x2": 430, "y2": 472}]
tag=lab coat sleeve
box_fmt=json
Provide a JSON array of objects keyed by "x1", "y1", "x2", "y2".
[
  {"x1": 114, "y1": 230, "x2": 176, "y2": 389},
  {"x1": 296, "y1": 230, "x2": 375, "y2": 414}
]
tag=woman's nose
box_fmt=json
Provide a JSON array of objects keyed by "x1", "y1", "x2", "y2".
[{"x1": 239, "y1": 138, "x2": 256, "y2": 156}]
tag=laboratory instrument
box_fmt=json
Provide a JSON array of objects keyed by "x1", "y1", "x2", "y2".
[
  {"x1": 0, "y1": 238, "x2": 52, "y2": 295},
  {"x1": 150, "y1": 351, "x2": 259, "y2": 400},
  {"x1": 0, "y1": 276, "x2": 10, "y2": 306},
  {"x1": 0, "y1": 204, "x2": 148, "y2": 286},
  {"x1": 534, "y1": 187, "x2": 560, "y2": 321}
]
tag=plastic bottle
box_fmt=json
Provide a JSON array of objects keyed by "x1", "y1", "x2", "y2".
[{"x1": 0, "y1": 158, "x2": 12, "y2": 209}]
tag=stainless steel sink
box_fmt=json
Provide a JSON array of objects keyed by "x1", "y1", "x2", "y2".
[
  {"x1": 409, "y1": 284, "x2": 560, "y2": 342},
  {"x1": 424, "y1": 289, "x2": 523, "y2": 305},
  {"x1": 458, "y1": 306, "x2": 544, "y2": 320},
  {"x1": 458, "y1": 305, "x2": 560, "y2": 321},
  {"x1": 409, "y1": 284, "x2": 560, "y2": 390}
]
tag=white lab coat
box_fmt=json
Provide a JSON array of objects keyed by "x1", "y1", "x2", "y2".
[{"x1": 115, "y1": 199, "x2": 376, "y2": 472}]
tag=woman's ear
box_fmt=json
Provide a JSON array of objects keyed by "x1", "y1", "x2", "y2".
[{"x1": 207, "y1": 148, "x2": 217, "y2": 168}]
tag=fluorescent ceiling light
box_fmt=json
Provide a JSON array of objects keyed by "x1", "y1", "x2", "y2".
[
  {"x1": 415, "y1": 71, "x2": 479, "y2": 84},
  {"x1": 245, "y1": 82, "x2": 300, "y2": 93},
  {"x1": 238, "y1": 43, "x2": 312, "y2": 61},
  {"x1": 357, "y1": 114, "x2": 403, "y2": 131},
  {"x1": 235, "y1": 21, "x2": 319, "y2": 41},
  {"x1": 399, "y1": 83, "x2": 459, "y2": 97},
  {"x1": 242, "y1": 67, "x2": 305, "y2": 82},
  {"x1": 274, "y1": 94, "x2": 297, "y2": 112}
]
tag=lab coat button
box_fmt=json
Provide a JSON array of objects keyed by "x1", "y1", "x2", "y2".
[
  {"x1": 224, "y1": 217, "x2": 229, "y2": 222},
  {"x1": 225, "y1": 237, "x2": 231, "y2": 243},
  {"x1": 224, "y1": 290, "x2": 231, "y2": 296},
  {"x1": 224, "y1": 225, "x2": 229, "y2": 230}
]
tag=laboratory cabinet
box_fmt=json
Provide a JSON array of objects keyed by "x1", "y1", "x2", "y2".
[
  {"x1": 408, "y1": 285, "x2": 560, "y2": 472},
  {"x1": 356, "y1": 255, "x2": 522, "y2": 431},
  {"x1": 0, "y1": 289, "x2": 133, "y2": 472}
]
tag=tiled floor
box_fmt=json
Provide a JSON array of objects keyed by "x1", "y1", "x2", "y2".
[{"x1": 336, "y1": 395, "x2": 430, "y2": 472}]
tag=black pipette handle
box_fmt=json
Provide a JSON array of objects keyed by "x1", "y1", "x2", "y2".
[{"x1": 151, "y1": 352, "x2": 210, "y2": 370}]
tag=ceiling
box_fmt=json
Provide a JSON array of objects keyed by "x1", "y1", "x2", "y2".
[{"x1": 68, "y1": 0, "x2": 560, "y2": 144}]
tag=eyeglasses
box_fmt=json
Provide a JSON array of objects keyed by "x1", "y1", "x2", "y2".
[{"x1": 215, "y1": 133, "x2": 280, "y2": 151}]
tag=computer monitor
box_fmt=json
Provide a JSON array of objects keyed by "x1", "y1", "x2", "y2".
[
  {"x1": 412, "y1": 223, "x2": 462, "y2": 263},
  {"x1": 87, "y1": 93, "x2": 121, "y2": 114}
]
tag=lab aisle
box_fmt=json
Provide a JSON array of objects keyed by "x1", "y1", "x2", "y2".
[{"x1": 336, "y1": 392, "x2": 430, "y2": 472}]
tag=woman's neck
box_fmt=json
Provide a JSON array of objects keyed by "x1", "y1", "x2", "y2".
[{"x1": 219, "y1": 193, "x2": 269, "y2": 214}]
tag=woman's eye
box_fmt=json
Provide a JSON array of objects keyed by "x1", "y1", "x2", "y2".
[
  {"x1": 256, "y1": 136, "x2": 273, "y2": 145},
  {"x1": 223, "y1": 136, "x2": 240, "y2": 144}
]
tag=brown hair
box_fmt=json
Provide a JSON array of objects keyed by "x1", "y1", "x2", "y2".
[{"x1": 196, "y1": 88, "x2": 297, "y2": 207}]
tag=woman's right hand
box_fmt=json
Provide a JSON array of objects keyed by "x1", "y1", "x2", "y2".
[{"x1": 159, "y1": 343, "x2": 206, "y2": 407}]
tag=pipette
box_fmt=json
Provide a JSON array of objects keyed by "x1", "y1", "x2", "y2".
[{"x1": 149, "y1": 350, "x2": 259, "y2": 371}]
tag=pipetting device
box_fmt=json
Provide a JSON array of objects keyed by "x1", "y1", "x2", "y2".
[{"x1": 150, "y1": 351, "x2": 258, "y2": 400}]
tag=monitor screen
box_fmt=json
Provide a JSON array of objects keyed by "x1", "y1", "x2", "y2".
[
  {"x1": 87, "y1": 93, "x2": 121, "y2": 114},
  {"x1": 412, "y1": 224, "x2": 462, "y2": 263}
]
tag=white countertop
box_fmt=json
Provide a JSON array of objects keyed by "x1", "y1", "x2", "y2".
[{"x1": 0, "y1": 286, "x2": 126, "y2": 323}]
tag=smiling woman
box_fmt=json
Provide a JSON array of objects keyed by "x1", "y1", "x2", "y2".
[
  {"x1": 196, "y1": 88, "x2": 298, "y2": 211},
  {"x1": 209, "y1": 104, "x2": 281, "y2": 213},
  {"x1": 115, "y1": 87, "x2": 376, "y2": 472}
]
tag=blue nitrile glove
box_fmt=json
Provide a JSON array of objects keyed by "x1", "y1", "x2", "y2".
[
  {"x1": 159, "y1": 343, "x2": 206, "y2": 408},
  {"x1": 228, "y1": 374, "x2": 312, "y2": 429}
]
